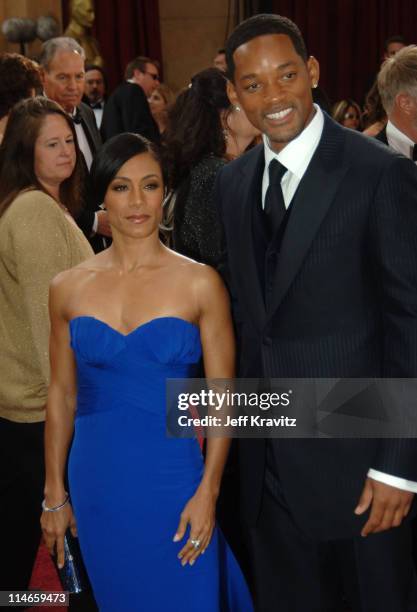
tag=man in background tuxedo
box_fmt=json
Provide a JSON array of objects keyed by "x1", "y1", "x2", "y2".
[
  {"x1": 101, "y1": 56, "x2": 160, "y2": 142},
  {"x1": 376, "y1": 45, "x2": 417, "y2": 163},
  {"x1": 40, "y1": 37, "x2": 111, "y2": 252},
  {"x1": 217, "y1": 14, "x2": 417, "y2": 611},
  {"x1": 83, "y1": 64, "x2": 106, "y2": 129}
]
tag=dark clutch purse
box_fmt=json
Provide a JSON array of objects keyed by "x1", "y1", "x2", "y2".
[{"x1": 53, "y1": 530, "x2": 91, "y2": 594}]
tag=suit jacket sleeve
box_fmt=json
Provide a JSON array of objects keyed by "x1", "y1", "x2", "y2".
[
  {"x1": 369, "y1": 155, "x2": 417, "y2": 480},
  {"x1": 215, "y1": 168, "x2": 245, "y2": 345}
]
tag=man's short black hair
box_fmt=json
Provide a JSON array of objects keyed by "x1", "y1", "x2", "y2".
[
  {"x1": 225, "y1": 13, "x2": 308, "y2": 81},
  {"x1": 384, "y1": 35, "x2": 406, "y2": 52},
  {"x1": 85, "y1": 64, "x2": 106, "y2": 78}
]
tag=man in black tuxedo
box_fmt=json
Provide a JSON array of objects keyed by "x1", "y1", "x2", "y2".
[
  {"x1": 375, "y1": 45, "x2": 417, "y2": 164},
  {"x1": 40, "y1": 37, "x2": 111, "y2": 252},
  {"x1": 101, "y1": 56, "x2": 160, "y2": 143},
  {"x1": 83, "y1": 64, "x2": 107, "y2": 129},
  {"x1": 216, "y1": 14, "x2": 417, "y2": 611}
]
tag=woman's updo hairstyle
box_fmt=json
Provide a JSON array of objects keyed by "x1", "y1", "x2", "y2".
[
  {"x1": 164, "y1": 68, "x2": 230, "y2": 190},
  {"x1": 188, "y1": 67, "x2": 229, "y2": 109}
]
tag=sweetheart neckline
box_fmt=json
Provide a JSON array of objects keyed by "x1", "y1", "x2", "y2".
[{"x1": 69, "y1": 315, "x2": 199, "y2": 338}]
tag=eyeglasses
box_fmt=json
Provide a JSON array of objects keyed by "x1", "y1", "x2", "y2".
[
  {"x1": 344, "y1": 112, "x2": 358, "y2": 120},
  {"x1": 144, "y1": 72, "x2": 160, "y2": 81}
]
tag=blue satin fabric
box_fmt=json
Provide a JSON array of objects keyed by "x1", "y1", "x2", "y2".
[{"x1": 68, "y1": 316, "x2": 252, "y2": 611}]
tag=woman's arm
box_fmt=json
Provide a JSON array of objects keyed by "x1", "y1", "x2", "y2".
[
  {"x1": 41, "y1": 274, "x2": 78, "y2": 567},
  {"x1": 174, "y1": 265, "x2": 235, "y2": 566}
]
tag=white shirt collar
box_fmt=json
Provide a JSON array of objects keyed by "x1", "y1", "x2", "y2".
[
  {"x1": 386, "y1": 120, "x2": 415, "y2": 159},
  {"x1": 263, "y1": 104, "x2": 324, "y2": 180}
]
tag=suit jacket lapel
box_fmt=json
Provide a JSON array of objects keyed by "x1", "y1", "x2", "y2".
[
  {"x1": 79, "y1": 103, "x2": 101, "y2": 155},
  {"x1": 268, "y1": 116, "x2": 349, "y2": 317},
  {"x1": 236, "y1": 146, "x2": 267, "y2": 328}
]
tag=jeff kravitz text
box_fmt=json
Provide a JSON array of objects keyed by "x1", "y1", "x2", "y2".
[{"x1": 176, "y1": 389, "x2": 297, "y2": 432}]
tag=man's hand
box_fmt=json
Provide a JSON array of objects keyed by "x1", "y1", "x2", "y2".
[
  {"x1": 354, "y1": 477, "x2": 414, "y2": 537},
  {"x1": 96, "y1": 210, "x2": 112, "y2": 237}
]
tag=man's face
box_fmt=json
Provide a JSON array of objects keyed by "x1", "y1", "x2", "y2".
[
  {"x1": 42, "y1": 50, "x2": 85, "y2": 113},
  {"x1": 385, "y1": 42, "x2": 405, "y2": 59},
  {"x1": 214, "y1": 52, "x2": 227, "y2": 72},
  {"x1": 135, "y1": 63, "x2": 160, "y2": 97},
  {"x1": 85, "y1": 69, "x2": 105, "y2": 103},
  {"x1": 228, "y1": 34, "x2": 319, "y2": 153}
]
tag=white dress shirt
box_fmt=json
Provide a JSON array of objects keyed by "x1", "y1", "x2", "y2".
[
  {"x1": 261, "y1": 105, "x2": 417, "y2": 493},
  {"x1": 91, "y1": 100, "x2": 104, "y2": 129},
  {"x1": 71, "y1": 109, "x2": 98, "y2": 234},
  {"x1": 262, "y1": 103, "x2": 324, "y2": 208},
  {"x1": 386, "y1": 120, "x2": 417, "y2": 162},
  {"x1": 72, "y1": 111, "x2": 93, "y2": 171}
]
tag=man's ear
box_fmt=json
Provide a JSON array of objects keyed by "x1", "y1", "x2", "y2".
[
  {"x1": 227, "y1": 80, "x2": 239, "y2": 107},
  {"x1": 396, "y1": 92, "x2": 413, "y2": 114},
  {"x1": 132, "y1": 68, "x2": 141, "y2": 83},
  {"x1": 307, "y1": 56, "x2": 320, "y2": 89}
]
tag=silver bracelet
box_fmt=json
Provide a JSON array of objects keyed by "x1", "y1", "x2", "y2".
[{"x1": 42, "y1": 494, "x2": 69, "y2": 512}]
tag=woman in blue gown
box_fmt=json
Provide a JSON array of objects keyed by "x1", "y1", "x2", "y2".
[{"x1": 41, "y1": 133, "x2": 253, "y2": 611}]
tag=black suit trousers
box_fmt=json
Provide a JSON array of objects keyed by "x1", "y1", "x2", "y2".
[{"x1": 249, "y1": 486, "x2": 417, "y2": 612}]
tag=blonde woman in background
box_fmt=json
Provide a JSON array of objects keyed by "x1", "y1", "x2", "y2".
[
  {"x1": 148, "y1": 83, "x2": 175, "y2": 134},
  {"x1": 332, "y1": 98, "x2": 362, "y2": 130}
]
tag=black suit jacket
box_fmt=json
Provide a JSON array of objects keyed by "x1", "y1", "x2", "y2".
[
  {"x1": 375, "y1": 126, "x2": 388, "y2": 145},
  {"x1": 216, "y1": 114, "x2": 417, "y2": 539},
  {"x1": 74, "y1": 102, "x2": 107, "y2": 252},
  {"x1": 101, "y1": 81, "x2": 159, "y2": 143}
]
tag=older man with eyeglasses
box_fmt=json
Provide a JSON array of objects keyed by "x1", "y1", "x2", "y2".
[{"x1": 101, "y1": 55, "x2": 160, "y2": 143}]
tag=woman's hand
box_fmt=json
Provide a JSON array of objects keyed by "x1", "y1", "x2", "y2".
[
  {"x1": 173, "y1": 484, "x2": 217, "y2": 566},
  {"x1": 41, "y1": 502, "x2": 77, "y2": 568}
]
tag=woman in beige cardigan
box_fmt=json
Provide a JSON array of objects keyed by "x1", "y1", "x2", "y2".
[{"x1": 0, "y1": 97, "x2": 93, "y2": 590}]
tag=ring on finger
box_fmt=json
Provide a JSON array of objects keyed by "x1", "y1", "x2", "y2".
[{"x1": 190, "y1": 538, "x2": 201, "y2": 550}]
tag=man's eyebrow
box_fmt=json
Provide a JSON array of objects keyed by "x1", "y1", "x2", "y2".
[{"x1": 239, "y1": 61, "x2": 297, "y2": 81}]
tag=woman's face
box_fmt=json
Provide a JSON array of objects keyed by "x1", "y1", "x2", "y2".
[
  {"x1": 34, "y1": 114, "x2": 76, "y2": 188},
  {"x1": 148, "y1": 89, "x2": 166, "y2": 115},
  {"x1": 226, "y1": 105, "x2": 260, "y2": 140},
  {"x1": 104, "y1": 152, "x2": 164, "y2": 239},
  {"x1": 342, "y1": 105, "x2": 360, "y2": 130}
]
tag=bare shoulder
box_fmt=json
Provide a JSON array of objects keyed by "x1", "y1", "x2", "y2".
[
  {"x1": 50, "y1": 251, "x2": 105, "y2": 297},
  {"x1": 166, "y1": 249, "x2": 225, "y2": 293}
]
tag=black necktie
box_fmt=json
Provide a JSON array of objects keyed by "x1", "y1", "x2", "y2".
[
  {"x1": 72, "y1": 108, "x2": 82, "y2": 124},
  {"x1": 412, "y1": 144, "x2": 417, "y2": 161},
  {"x1": 264, "y1": 159, "x2": 287, "y2": 236}
]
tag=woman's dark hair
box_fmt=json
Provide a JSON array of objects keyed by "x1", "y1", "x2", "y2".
[
  {"x1": 226, "y1": 13, "x2": 308, "y2": 82},
  {"x1": 0, "y1": 96, "x2": 83, "y2": 218},
  {"x1": 163, "y1": 67, "x2": 229, "y2": 190},
  {"x1": 89, "y1": 132, "x2": 166, "y2": 209},
  {"x1": 362, "y1": 81, "x2": 387, "y2": 129},
  {"x1": 0, "y1": 53, "x2": 41, "y2": 119}
]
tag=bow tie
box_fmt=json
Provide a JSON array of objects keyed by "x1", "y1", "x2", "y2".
[
  {"x1": 72, "y1": 108, "x2": 82, "y2": 124},
  {"x1": 90, "y1": 102, "x2": 103, "y2": 110},
  {"x1": 413, "y1": 144, "x2": 417, "y2": 161}
]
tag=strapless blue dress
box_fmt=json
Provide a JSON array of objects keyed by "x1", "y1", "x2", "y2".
[{"x1": 68, "y1": 316, "x2": 253, "y2": 612}]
